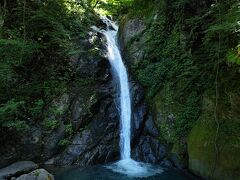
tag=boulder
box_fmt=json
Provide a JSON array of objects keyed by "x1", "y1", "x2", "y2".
[
  {"x1": 16, "y1": 169, "x2": 54, "y2": 180},
  {"x1": 0, "y1": 161, "x2": 38, "y2": 179}
]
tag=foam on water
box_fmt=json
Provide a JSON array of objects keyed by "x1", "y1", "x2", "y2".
[{"x1": 106, "y1": 159, "x2": 163, "y2": 178}]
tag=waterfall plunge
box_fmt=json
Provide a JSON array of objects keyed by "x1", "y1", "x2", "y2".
[
  {"x1": 103, "y1": 21, "x2": 131, "y2": 160},
  {"x1": 93, "y1": 17, "x2": 162, "y2": 178}
]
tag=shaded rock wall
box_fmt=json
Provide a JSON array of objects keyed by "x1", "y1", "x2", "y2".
[
  {"x1": 188, "y1": 90, "x2": 240, "y2": 180},
  {"x1": 0, "y1": 17, "x2": 169, "y2": 168},
  {"x1": 49, "y1": 20, "x2": 168, "y2": 166},
  {"x1": 118, "y1": 5, "x2": 240, "y2": 180}
]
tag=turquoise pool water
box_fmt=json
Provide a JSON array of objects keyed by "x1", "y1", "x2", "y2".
[{"x1": 55, "y1": 165, "x2": 192, "y2": 180}]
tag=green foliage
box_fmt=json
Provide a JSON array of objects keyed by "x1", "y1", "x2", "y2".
[
  {"x1": 0, "y1": 39, "x2": 41, "y2": 86},
  {"x1": 175, "y1": 92, "x2": 201, "y2": 138},
  {"x1": 0, "y1": 99, "x2": 29, "y2": 131},
  {"x1": 130, "y1": 0, "x2": 239, "y2": 96},
  {"x1": 156, "y1": 88, "x2": 201, "y2": 144},
  {"x1": 29, "y1": 99, "x2": 44, "y2": 119},
  {"x1": 0, "y1": 0, "x2": 98, "y2": 133},
  {"x1": 42, "y1": 118, "x2": 60, "y2": 130},
  {"x1": 126, "y1": 0, "x2": 240, "y2": 143},
  {"x1": 58, "y1": 123, "x2": 74, "y2": 147},
  {"x1": 136, "y1": 61, "x2": 168, "y2": 98},
  {"x1": 34, "y1": 170, "x2": 40, "y2": 177},
  {"x1": 58, "y1": 139, "x2": 71, "y2": 147},
  {"x1": 89, "y1": 0, "x2": 133, "y2": 16},
  {"x1": 65, "y1": 124, "x2": 74, "y2": 135},
  {"x1": 227, "y1": 45, "x2": 240, "y2": 65}
]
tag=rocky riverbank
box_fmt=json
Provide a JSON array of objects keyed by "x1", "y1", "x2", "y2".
[{"x1": 0, "y1": 161, "x2": 54, "y2": 180}]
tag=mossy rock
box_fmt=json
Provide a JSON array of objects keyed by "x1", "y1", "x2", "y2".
[
  {"x1": 154, "y1": 86, "x2": 179, "y2": 144},
  {"x1": 188, "y1": 121, "x2": 240, "y2": 180},
  {"x1": 188, "y1": 93, "x2": 240, "y2": 180}
]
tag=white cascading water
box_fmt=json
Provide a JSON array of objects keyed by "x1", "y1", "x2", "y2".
[
  {"x1": 103, "y1": 20, "x2": 131, "y2": 160},
  {"x1": 92, "y1": 17, "x2": 162, "y2": 178}
]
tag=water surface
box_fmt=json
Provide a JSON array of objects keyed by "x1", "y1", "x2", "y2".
[{"x1": 55, "y1": 165, "x2": 191, "y2": 180}]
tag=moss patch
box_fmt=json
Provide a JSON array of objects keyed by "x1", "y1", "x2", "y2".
[{"x1": 188, "y1": 92, "x2": 240, "y2": 180}]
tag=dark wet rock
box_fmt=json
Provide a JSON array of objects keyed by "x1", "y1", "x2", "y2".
[
  {"x1": 0, "y1": 127, "x2": 42, "y2": 168},
  {"x1": 20, "y1": 127, "x2": 42, "y2": 160},
  {"x1": 42, "y1": 122, "x2": 65, "y2": 160},
  {"x1": 169, "y1": 154, "x2": 188, "y2": 170},
  {"x1": 46, "y1": 24, "x2": 122, "y2": 166},
  {"x1": 50, "y1": 80, "x2": 120, "y2": 166},
  {"x1": 42, "y1": 94, "x2": 70, "y2": 160},
  {"x1": 106, "y1": 15, "x2": 112, "y2": 21},
  {"x1": 129, "y1": 80, "x2": 163, "y2": 164},
  {"x1": 109, "y1": 25, "x2": 116, "y2": 31},
  {"x1": 43, "y1": 26, "x2": 117, "y2": 166},
  {"x1": 143, "y1": 115, "x2": 159, "y2": 137},
  {"x1": 70, "y1": 88, "x2": 98, "y2": 130},
  {"x1": 130, "y1": 80, "x2": 145, "y2": 106},
  {"x1": 0, "y1": 161, "x2": 38, "y2": 179},
  {"x1": 16, "y1": 169, "x2": 54, "y2": 180},
  {"x1": 132, "y1": 136, "x2": 167, "y2": 164},
  {"x1": 96, "y1": 18, "x2": 108, "y2": 31},
  {"x1": 131, "y1": 103, "x2": 147, "y2": 141},
  {"x1": 130, "y1": 79, "x2": 148, "y2": 141},
  {"x1": 76, "y1": 56, "x2": 110, "y2": 81},
  {"x1": 53, "y1": 131, "x2": 91, "y2": 165},
  {"x1": 160, "y1": 159, "x2": 173, "y2": 168}
]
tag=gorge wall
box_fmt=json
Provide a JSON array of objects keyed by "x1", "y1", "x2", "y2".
[
  {"x1": 118, "y1": 0, "x2": 240, "y2": 179},
  {"x1": 0, "y1": 13, "x2": 167, "y2": 170}
]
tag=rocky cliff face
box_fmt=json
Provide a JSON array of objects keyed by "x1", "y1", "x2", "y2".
[
  {"x1": 0, "y1": 18, "x2": 167, "y2": 168},
  {"x1": 48, "y1": 21, "x2": 168, "y2": 166},
  {"x1": 118, "y1": 15, "x2": 188, "y2": 169},
  {"x1": 118, "y1": 6, "x2": 240, "y2": 180}
]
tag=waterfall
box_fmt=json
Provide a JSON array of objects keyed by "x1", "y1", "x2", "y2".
[
  {"x1": 92, "y1": 17, "x2": 162, "y2": 178},
  {"x1": 103, "y1": 19, "x2": 131, "y2": 160}
]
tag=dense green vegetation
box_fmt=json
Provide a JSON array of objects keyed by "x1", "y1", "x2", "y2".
[
  {"x1": 123, "y1": 0, "x2": 239, "y2": 142},
  {"x1": 0, "y1": 0, "x2": 135, "y2": 135},
  {"x1": 88, "y1": 0, "x2": 133, "y2": 16},
  {"x1": 0, "y1": 0, "x2": 98, "y2": 132}
]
